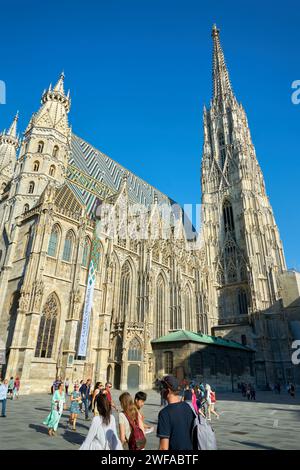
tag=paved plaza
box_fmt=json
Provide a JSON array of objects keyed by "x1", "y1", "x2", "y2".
[{"x1": 0, "y1": 389, "x2": 300, "y2": 450}]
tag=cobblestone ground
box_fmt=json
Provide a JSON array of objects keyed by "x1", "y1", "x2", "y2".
[{"x1": 0, "y1": 389, "x2": 300, "y2": 450}]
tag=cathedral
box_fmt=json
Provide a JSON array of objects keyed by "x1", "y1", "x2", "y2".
[{"x1": 0, "y1": 26, "x2": 299, "y2": 393}]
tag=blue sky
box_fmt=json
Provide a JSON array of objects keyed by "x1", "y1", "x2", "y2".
[{"x1": 0, "y1": 0, "x2": 299, "y2": 268}]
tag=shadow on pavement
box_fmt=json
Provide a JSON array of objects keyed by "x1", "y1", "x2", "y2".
[
  {"x1": 230, "y1": 440, "x2": 279, "y2": 450},
  {"x1": 29, "y1": 424, "x2": 49, "y2": 435}
]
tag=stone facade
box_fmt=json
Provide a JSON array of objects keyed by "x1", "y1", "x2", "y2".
[
  {"x1": 0, "y1": 26, "x2": 299, "y2": 393},
  {"x1": 152, "y1": 331, "x2": 254, "y2": 392}
]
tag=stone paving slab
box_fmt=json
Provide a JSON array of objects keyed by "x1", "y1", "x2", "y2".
[{"x1": 0, "y1": 390, "x2": 300, "y2": 450}]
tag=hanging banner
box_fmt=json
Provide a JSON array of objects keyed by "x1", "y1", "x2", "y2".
[{"x1": 78, "y1": 200, "x2": 102, "y2": 357}]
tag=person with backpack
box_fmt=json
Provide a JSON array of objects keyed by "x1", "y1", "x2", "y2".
[
  {"x1": 118, "y1": 392, "x2": 146, "y2": 450},
  {"x1": 80, "y1": 393, "x2": 122, "y2": 450},
  {"x1": 157, "y1": 375, "x2": 195, "y2": 450}
]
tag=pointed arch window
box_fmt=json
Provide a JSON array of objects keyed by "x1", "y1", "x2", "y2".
[
  {"x1": 33, "y1": 161, "x2": 40, "y2": 172},
  {"x1": 128, "y1": 337, "x2": 142, "y2": 361},
  {"x1": 48, "y1": 225, "x2": 60, "y2": 257},
  {"x1": 184, "y1": 286, "x2": 192, "y2": 331},
  {"x1": 37, "y1": 141, "x2": 44, "y2": 153},
  {"x1": 223, "y1": 199, "x2": 235, "y2": 234},
  {"x1": 52, "y1": 146, "x2": 59, "y2": 158},
  {"x1": 28, "y1": 181, "x2": 35, "y2": 194},
  {"x1": 238, "y1": 289, "x2": 248, "y2": 315},
  {"x1": 156, "y1": 275, "x2": 166, "y2": 338},
  {"x1": 82, "y1": 237, "x2": 91, "y2": 268},
  {"x1": 49, "y1": 165, "x2": 56, "y2": 177},
  {"x1": 62, "y1": 230, "x2": 74, "y2": 262},
  {"x1": 119, "y1": 261, "x2": 131, "y2": 322},
  {"x1": 35, "y1": 293, "x2": 59, "y2": 358},
  {"x1": 218, "y1": 132, "x2": 225, "y2": 147}
]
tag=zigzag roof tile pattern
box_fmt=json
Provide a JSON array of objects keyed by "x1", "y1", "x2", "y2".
[{"x1": 69, "y1": 133, "x2": 177, "y2": 214}]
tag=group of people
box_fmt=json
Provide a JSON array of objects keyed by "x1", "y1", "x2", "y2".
[
  {"x1": 47, "y1": 375, "x2": 217, "y2": 450},
  {"x1": 239, "y1": 383, "x2": 256, "y2": 400},
  {"x1": 44, "y1": 378, "x2": 153, "y2": 449},
  {"x1": 0, "y1": 376, "x2": 21, "y2": 418}
]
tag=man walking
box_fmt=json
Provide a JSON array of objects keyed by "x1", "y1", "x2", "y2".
[
  {"x1": 157, "y1": 375, "x2": 195, "y2": 450},
  {"x1": 0, "y1": 379, "x2": 8, "y2": 417},
  {"x1": 80, "y1": 379, "x2": 91, "y2": 420}
]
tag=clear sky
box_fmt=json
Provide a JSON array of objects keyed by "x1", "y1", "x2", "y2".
[{"x1": 0, "y1": 0, "x2": 299, "y2": 269}]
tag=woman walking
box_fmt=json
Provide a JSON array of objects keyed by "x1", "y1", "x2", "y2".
[
  {"x1": 68, "y1": 383, "x2": 81, "y2": 431},
  {"x1": 43, "y1": 382, "x2": 66, "y2": 436},
  {"x1": 13, "y1": 376, "x2": 20, "y2": 399},
  {"x1": 7, "y1": 377, "x2": 14, "y2": 400},
  {"x1": 80, "y1": 393, "x2": 122, "y2": 450},
  {"x1": 91, "y1": 382, "x2": 102, "y2": 416},
  {"x1": 119, "y1": 392, "x2": 146, "y2": 450},
  {"x1": 210, "y1": 388, "x2": 220, "y2": 419}
]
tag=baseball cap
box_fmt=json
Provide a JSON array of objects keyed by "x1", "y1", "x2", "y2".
[{"x1": 160, "y1": 375, "x2": 180, "y2": 392}]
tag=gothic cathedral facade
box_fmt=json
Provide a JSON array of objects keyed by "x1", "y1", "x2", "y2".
[{"x1": 0, "y1": 26, "x2": 299, "y2": 392}]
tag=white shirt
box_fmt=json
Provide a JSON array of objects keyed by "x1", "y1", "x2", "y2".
[
  {"x1": 79, "y1": 415, "x2": 122, "y2": 450},
  {"x1": 0, "y1": 384, "x2": 8, "y2": 400}
]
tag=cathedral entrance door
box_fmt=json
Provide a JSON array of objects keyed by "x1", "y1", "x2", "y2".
[
  {"x1": 114, "y1": 363, "x2": 121, "y2": 389},
  {"x1": 127, "y1": 364, "x2": 139, "y2": 389}
]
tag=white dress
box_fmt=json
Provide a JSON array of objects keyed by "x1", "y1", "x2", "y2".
[{"x1": 79, "y1": 415, "x2": 123, "y2": 450}]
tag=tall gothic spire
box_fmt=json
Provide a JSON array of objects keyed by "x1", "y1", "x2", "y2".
[
  {"x1": 212, "y1": 24, "x2": 234, "y2": 101},
  {"x1": 0, "y1": 112, "x2": 19, "y2": 171}
]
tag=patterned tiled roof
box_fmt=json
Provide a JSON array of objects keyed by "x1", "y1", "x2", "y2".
[{"x1": 69, "y1": 134, "x2": 177, "y2": 214}]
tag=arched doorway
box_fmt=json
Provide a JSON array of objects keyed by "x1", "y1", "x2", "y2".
[
  {"x1": 114, "y1": 363, "x2": 121, "y2": 389},
  {"x1": 127, "y1": 364, "x2": 139, "y2": 389}
]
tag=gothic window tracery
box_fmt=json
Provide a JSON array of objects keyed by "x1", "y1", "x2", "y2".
[
  {"x1": 223, "y1": 199, "x2": 235, "y2": 234},
  {"x1": 238, "y1": 288, "x2": 248, "y2": 315},
  {"x1": 82, "y1": 237, "x2": 91, "y2": 267},
  {"x1": 62, "y1": 230, "x2": 75, "y2": 262},
  {"x1": 35, "y1": 293, "x2": 59, "y2": 358},
  {"x1": 119, "y1": 261, "x2": 131, "y2": 322},
  {"x1": 47, "y1": 225, "x2": 60, "y2": 257},
  {"x1": 128, "y1": 337, "x2": 142, "y2": 361},
  {"x1": 184, "y1": 285, "x2": 192, "y2": 331},
  {"x1": 156, "y1": 275, "x2": 165, "y2": 338}
]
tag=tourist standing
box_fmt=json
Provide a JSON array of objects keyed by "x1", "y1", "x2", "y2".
[
  {"x1": 250, "y1": 384, "x2": 256, "y2": 401},
  {"x1": 104, "y1": 382, "x2": 118, "y2": 411},
  {"x1": 80, "y1": 393, "x2": 123, "y2": 450},
  {"x1": 290, "y1": 383, "x2": 296, "y2": 398},
  {"x1": 134, "y1": 391, "x2": 153, "y2": 433},
  {"x1": 68, "y1": 383, "x2": 81, "y2": 431},
  {"x1": 119, "y1": 392, "x2": 146, "y2": 450},
  {"x1": 13, "y1": 376, "x2": 20, "y2": 399},
  {"x1": 205, "y1": 384, "x2": 212, "y2": 420},
  {"x1": 0, "y1": 379, "x2": 8, "y2": 417},
  {"x1": 91, "y1": 382, "x2": 102, "y2": 415},
  {"x1": 80, "y1": 379, "x2": 91, "y2": 420},
  {"x1": 7, "y1": 377, "x2": 14, "y2": 400},
  {"x1": 157, "y1": 375, "x2": 195, "y2": 450},
  {"x1": 246, "y1": 384, "x2": 251, "y2": 400},
  {"x1": 43, "y1": 382, "x2": 66, "y2": 436}
]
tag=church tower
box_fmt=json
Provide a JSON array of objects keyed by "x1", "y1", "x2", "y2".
[
  {"x1": 7, "y1": 72, "x2": 71, "y2": 221},
  {"x1": 0, "y1": 113, "x2": 19, "y2": 192},
  {"x1": 201, "y1": 25, "x2": 286, "y2": 340}
]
